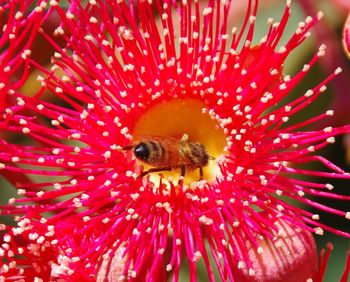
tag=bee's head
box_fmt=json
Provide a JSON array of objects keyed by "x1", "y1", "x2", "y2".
[{"x1": 133, "y1": 142, "x2": 149, "y2": 161}]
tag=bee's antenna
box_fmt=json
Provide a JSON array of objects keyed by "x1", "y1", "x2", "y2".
[
  {"x1": 209, "y1": 155, "x2": 216, "y2": 160},
  {"x1": 119, "y1": 145, "x2": 134, "y2": 151}
]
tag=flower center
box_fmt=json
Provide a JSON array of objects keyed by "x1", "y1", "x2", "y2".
[{"x1": 132, "y1": 98, "x2": 226, "y2": 185}]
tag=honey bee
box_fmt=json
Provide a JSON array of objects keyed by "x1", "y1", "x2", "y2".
[{"x1": 122, "y1": 134, "x2": 212, "y2": 179}]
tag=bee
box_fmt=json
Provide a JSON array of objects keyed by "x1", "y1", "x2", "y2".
[{"x1": 122, "y1": 134, "x2": 212, "y2": 180}]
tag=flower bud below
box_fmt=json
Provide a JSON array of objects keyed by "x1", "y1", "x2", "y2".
[
  {"x1": 97, "y1": 243, "x2": 128, "y2": 282},
  {"x1": 234, "y1": 219, "x2": 317, "y2": 282}
]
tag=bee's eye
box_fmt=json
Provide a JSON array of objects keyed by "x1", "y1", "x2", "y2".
[{"x1": 134, "y1": 142, "x2": 149, "y2": 161}]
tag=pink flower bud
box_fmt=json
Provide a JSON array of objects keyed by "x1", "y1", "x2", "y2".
[{"x1": 234, "y1": 219, "x2": 317, "y2": 282}]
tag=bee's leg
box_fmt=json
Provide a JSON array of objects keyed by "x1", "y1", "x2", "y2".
[
  {"x1": 137, "y1": 167, "x2": 172, "y2": 178},
  {"x1": 199, "y1": 166, "x2": 203, "y2": 180},
  {"x1": 180, "y1": 165, "x2": 186, "y2": 178},
  {"x1": 177, "y1": 165, "x2": 186, "y2": 185}
]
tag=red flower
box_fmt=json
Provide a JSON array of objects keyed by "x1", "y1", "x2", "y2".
[
  {"x1": 315, "y1": 243, "x2": 350, "y2": 282},
  {"x1": 1, "y1": 0, "x2": 350, "y2": 280},
  {"x1": 0, "y1": 1, "x2": 46, "y2": 110},
  {"x1": 0, "y1": 218, "x2": 58, "y2": 280}
]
